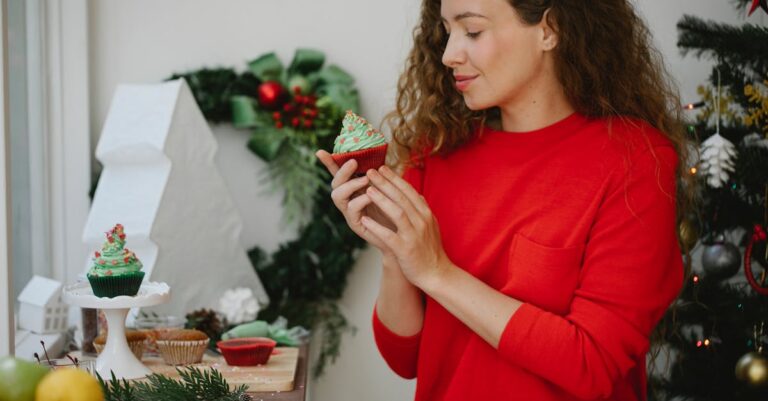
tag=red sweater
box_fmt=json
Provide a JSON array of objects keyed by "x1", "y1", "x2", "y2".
[{"x1": 372, "y1": 113, "x2": 683, "y2": 401}]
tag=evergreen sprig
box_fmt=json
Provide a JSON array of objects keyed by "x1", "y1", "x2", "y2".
[{"x1": 99, "y1": 367, "x2": 251, "y2": 401}]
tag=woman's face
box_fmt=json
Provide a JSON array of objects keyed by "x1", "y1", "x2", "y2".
[{"x1": 440, "y1": 0, "x2": 556, "y2": 111}]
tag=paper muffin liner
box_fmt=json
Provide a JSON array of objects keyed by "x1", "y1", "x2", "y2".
[
  {"x1": 93, "y1": 339, "x2": 146, "y2": 360},
  {"x1": 331, "y1": 143, "x2": 388, "y2": 174},
  {"x1": 87, "y1": 271, "x2": 145, "y2": 298},
  {"x1": 156, "y1": 339, "x2": 209, "y2": 365}
]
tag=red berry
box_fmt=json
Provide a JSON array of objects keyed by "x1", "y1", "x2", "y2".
[
  {"x1": 309, "y1": 109, "x2": 318, "y2": 118},
  {"x1": 291, "y1": 117, "x2": 300, "y2": 127},
  {"x1": 306, "y1": 96, "x2": 316, "y2": 106},
  {"x1": 95, "y1": 251, "x2": 101, "y2": 257},
  {"x1": 119, "y1": 233, "x2": 125, "y2": 240},
  {"x1": 124, "y1": 257, "x2": 130, "y2": 263},
  {"x1": 272, "y1": 112, "x2": 281, "y2": 120},
  {"x1": 111, "y1": 260, "x2": 118, "y2": 266},
  {"x1": 108, "y1": 237, "x2": 114, "y2": 243},
  {"x1": 293, "y1": 86, "x2": 302, "y2": 95},
  {"x1": 294, "y1": 95, "x2": 305, "y2": 105},
  {"x1": 303, "y1": 119, "x2": 313, "y2": 128},
  {"x1": 276, "y1": 121, "x2": 284, "y2": 129},
  {"x1": 283, "y1": 103, "x2": 294, "y2": 112}
]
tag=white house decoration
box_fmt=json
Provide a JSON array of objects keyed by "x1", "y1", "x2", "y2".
[{"x1": 17, "y1": 275, "x2": 69, "y2": 334}]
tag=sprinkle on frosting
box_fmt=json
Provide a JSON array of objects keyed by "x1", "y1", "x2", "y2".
[
  {"x1": 87, "y1": 224, "x2": 143, "y2": 278},
  {"x1": 333, "y1": 111, "x2": 387, "y2": 153}
]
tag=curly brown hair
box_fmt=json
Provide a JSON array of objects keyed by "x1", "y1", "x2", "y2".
[{"x1": 384, "y1": 0, "x2": 696, "y2": 233}]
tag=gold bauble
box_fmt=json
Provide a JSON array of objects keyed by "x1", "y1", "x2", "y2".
[
  {"x1": 735, "y1": 352, "x2": 768, "y2": 387},
  {"x1": 679, "y1": 221, "x2": 699, "y2": 251}
]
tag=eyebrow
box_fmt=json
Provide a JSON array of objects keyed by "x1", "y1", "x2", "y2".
[{"x1": 440, "y1": 12, "x2": 488, "y2": 22}]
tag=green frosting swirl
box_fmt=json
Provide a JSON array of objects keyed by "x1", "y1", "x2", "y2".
[
  {"x1": 333, "y1": 111, "x2": 387, "y2": 153},
  {"x1": 87, "y1": 224, "x2": 143, "y2": 278}
]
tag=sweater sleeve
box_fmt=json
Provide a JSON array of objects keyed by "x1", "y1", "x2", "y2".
[
  {"x1": 498, "y1": 145, "x2": 684, "y2": 399},
  {"x1": 371, "y1": 163, "x2": 425, "y2": 379},
  {"x1": 372, "y1": 306, "x2": 422, "y2": 379}
]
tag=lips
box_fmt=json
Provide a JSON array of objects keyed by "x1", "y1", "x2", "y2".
[{"x1": 453, "y1": 74, "x2": 478, "y2": 91}]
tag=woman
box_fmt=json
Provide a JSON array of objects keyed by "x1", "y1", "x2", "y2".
[{"x1": 317, "y1": 0, "x2": 692, "y2": 399}]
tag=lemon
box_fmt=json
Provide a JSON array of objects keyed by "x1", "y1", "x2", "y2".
[{"x1": 35, "y1": 368, "x2": 104, "y2": 401}]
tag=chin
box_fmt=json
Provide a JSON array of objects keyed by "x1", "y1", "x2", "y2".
[{"x1": 462, "y1": 94, "x2": 492, "y2": 111}]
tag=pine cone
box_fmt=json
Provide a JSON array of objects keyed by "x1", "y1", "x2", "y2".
[{"x1": 185, "y1": 308, "x2": 226, "y2": 343}]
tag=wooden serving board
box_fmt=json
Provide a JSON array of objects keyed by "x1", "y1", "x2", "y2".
[{"x1": 142, "y1": 347, "x2": 299, "y2": 393}]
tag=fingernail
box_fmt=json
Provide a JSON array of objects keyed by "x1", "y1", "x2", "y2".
[
  {"x1": 367, "y1": 187, "x2": 379, "y2": 196},
  {"x1": 361, "y1": 216, "x2": 370, "y2": 224}
]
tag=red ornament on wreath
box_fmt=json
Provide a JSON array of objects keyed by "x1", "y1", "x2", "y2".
[
  {"x1": 257, "y1": 81, "x2": 286, "y2": 110},
  {"x1": 745, "y1": 224, "x2": 768, "y2": 295},
  {"x1": 749, "y1": 0, "x2": 768, "y2": 16}
]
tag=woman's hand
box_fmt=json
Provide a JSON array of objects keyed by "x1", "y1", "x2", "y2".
[
  {"x1": 315, "y1": 150, "x2": 397, "y2": 257},
  {"x1": 361, "y1": 165, "x2": 453, "y2": 289}
]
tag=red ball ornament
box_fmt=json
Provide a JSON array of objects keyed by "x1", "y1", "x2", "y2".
[
  {"x1": 257, "y1": 81, "x2": 286, "y2": 110},
  {"x1": 745, "y1": 224, "x2": 768, "y2": 295}
]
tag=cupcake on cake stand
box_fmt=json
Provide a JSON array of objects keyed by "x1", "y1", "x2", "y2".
[
  {"x1": 64, "y1": 223, "x2": 169, "y2": 379},
  {"x1": 63, "y1": 281, "x2": 170, "y2": 379}
]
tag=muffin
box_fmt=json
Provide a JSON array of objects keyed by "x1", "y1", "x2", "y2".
[
  {"x1": 87, "y1": 224, "x2": 145, "y2": 298},
  {"x1": 93, "y1": 330, "x2": 147, "y2": 360},
  {"x1": 155, "y1": 329, "x2": 210, "y2": 365},
  {"x1": 331, "y1": 111, "x2": 388, "y2": 174}
]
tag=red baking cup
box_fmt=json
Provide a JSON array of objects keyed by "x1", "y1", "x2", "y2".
[
  {"x1": 331, "y1": 144, "x2": 388, "y2": 174},
  {"x1": 217, "y1": 337, "x2": 277, "y2": 366}
]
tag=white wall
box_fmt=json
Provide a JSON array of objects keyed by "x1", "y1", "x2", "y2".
[{"x1": 87, "y1": 1, "x2": 765, "y2": 400}]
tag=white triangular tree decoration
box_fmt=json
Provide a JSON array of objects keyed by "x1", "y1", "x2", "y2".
[
  {"x1": 699, "y1": 132, "x2": 737, "y2": 188},
  {"x1": 83, "y1": 80, "x2": 268, "y2": 318}
]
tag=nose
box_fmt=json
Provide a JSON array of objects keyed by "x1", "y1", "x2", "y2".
[{"x1": 441, "y1": 33, "x2": 465, "y2": 68}]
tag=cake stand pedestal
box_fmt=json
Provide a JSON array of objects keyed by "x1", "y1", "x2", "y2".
[{"x1": 62, "y1": 281, "x2": 171, "y2": 380}]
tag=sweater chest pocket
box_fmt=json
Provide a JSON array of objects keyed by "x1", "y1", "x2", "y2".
[{"x1": 501, "y1": 233, "x2": 583, "y2": 315}]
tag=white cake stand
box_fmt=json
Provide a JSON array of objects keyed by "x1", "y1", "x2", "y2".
[{"x1": 62, "y1": 281, "x2": 171, "y2": 380}]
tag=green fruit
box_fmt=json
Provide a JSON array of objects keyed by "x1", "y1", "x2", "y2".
[{"x1": 0, "y1": 356, "x2": 50, "y2": 401}]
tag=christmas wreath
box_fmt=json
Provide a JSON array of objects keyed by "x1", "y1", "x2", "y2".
[{"x1": 168, "y1": 49, "x2": 367, "y2": 377}]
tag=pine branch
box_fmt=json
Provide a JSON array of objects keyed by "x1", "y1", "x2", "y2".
[
  {"x1": 677, "y1": 15, "x2": 768, "y2": 79},
  {"x1": 99, "y1": 371, "x2": 136, "y2": 401},
  {"x1": 98, "y1": 367, "x2": 250, "y2": 401}
]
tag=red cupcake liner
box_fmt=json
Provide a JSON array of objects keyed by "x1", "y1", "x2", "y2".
[
  {"x1": 217, "y1": 337, "x2": 277, "y2": 366},
  {"x1": 331, "y1": 144, "x2": 388, "y2": 174}
]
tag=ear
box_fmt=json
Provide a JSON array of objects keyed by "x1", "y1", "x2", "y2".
[{"x1": 540, "y1": 8, "x2": 558, "y2": 51}]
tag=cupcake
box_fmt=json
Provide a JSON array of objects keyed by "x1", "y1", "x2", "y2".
[
  {"x1": 93, "y1": 330, "x2": 147, "y2": 360},
  {"x1": 331, "y1": 111, "x2": 388, "y2": 174},
  {"x1": 87, "y1": 224, "x2": 145, "y2": 298},
  {"x1": 155, "y1": 329, "x2": 209, "y2": 365}
]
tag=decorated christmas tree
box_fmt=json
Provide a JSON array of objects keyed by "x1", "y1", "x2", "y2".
[{"x1": 649, "y1": 2, "x2": 768, "y2": 400}]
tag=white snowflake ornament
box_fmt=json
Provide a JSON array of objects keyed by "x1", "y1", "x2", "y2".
[
  {"x1": 218, "y1": 287, "x2": 261, "y2": 325},
  {"x1": 699, "y1": 133, "x2": 737, "y2": 188}
]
